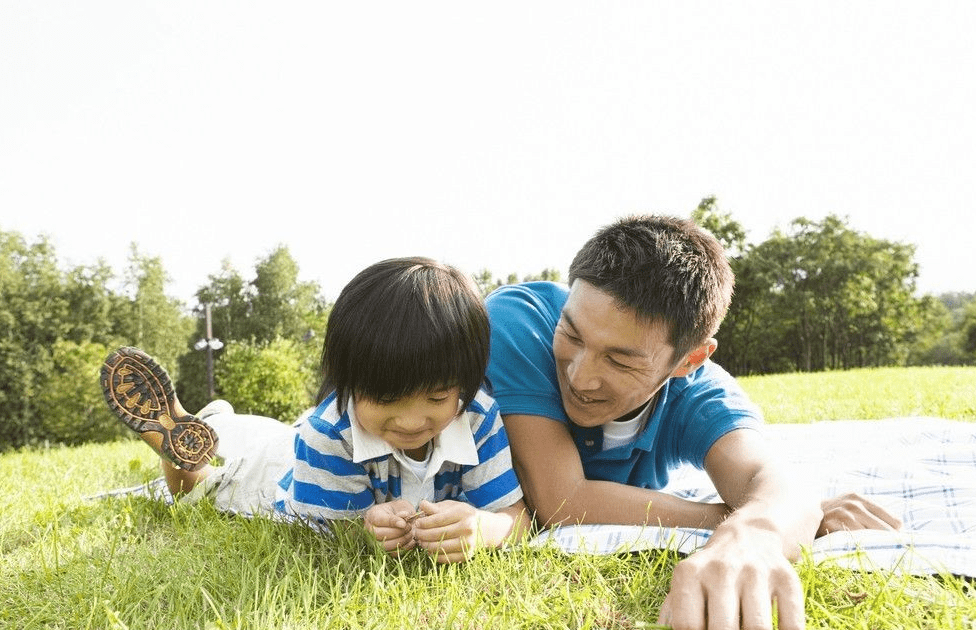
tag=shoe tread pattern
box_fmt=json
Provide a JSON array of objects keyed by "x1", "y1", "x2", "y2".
[{"x1": 100, "y1": 346, "x2": 217, "y2": 471}]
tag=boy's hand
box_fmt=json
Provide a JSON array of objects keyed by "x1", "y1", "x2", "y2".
[
  {"x1": 411, "y1": 499, "x2": 483, "y2": 563},
  {"x1": 364, "y1": 499, "x2": 419, "y2": 555}
]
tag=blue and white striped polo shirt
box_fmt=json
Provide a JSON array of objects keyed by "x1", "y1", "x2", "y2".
[{"x1": 274, "y1": 388, "x2": 523, "y2": 525}]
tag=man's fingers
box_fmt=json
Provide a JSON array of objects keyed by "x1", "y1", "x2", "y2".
[
  {"x1": 771, "y1": 569, "x2": 806, "y2": 630},
  {"x1": 662, "y1": 562, "x2": 706, "y2": 630}
]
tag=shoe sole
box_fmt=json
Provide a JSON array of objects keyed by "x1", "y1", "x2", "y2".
[{"x1": 100, "y1": 346, "x2": 218, "y2": 471}]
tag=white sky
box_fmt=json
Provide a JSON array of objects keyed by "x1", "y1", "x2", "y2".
[{"x1": 2, "y1": 2, "x2": 974, "y2": 305}]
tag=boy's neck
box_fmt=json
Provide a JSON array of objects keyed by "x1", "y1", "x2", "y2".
[{"x1": 403, "y1": 441, "x2": 431, "y2": 462}]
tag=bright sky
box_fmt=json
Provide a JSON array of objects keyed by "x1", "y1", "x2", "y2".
[{"x1": 2, "y1": 2, "x2": 974, "y2": 305}]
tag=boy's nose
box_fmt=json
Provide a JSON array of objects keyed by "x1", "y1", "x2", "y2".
[{"x1": 394, "y1": 414, "x2": 426, "y2": 431}]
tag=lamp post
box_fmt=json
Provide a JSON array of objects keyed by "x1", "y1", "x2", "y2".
[{"x1": 193, "y1": 303, "x2": 224, "y2": 401}]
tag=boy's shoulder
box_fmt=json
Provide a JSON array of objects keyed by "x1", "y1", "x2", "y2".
[{"x1": 301, "y1": 392, "x2": 352, "y2": 436}]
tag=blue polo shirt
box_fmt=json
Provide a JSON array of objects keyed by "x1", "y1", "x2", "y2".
[{"x1": 485, "y1": 281, "x2": 763, "y2": 490}]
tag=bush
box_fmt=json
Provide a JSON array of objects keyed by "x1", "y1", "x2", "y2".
[
  {"x1": 214, "y1": 338, "x2": 318, "y2": 422},
  {"x1": 34, "y1": 340, "x2": 130, "y2": 445}
]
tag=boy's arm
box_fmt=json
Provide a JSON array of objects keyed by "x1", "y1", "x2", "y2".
[{"x1": 502, "y1": 413, "x2": 730, "y2": 528}]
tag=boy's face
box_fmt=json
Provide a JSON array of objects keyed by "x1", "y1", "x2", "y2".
[
  {"x1": 553, "y1": 280, "x2": 683, "y2": 428},
  {"x1": 353, "y1": 387, "x2": 462, "y2": 456}
]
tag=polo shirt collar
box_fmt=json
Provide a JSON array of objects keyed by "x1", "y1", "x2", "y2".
[{"x1": 347, "y1": 396, "x2": 480, "y2": 475}]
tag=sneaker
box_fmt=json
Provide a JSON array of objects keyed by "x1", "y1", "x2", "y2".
[
  {"x1": 197, "y1": 399, "x2": 234, "y2": 420},
  {"x1": 101, "y1": 346, "x2": 218, "y2": 471}
]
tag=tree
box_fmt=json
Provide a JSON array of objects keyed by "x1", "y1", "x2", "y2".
[
  {"x1": 177, "y1": 246, "x2": 328, "y2": 412},
  {"x1": 116, "y1": 245, "x2": 193, "y2": 375},
  {"x1": 34, "y1": 340, "x2": 127, "y2": 445},
  {"x1": 716, "y1": 215, "x2": 931, "y2": 374},
  {"x1": 472, "y1": 268, "x2": 502, "y2": 298},
  {"x1": 691, "y1": 196, "x2": 747, "y2": 257},
  {"x1": 0, "y1": 231, "x2": 66, "y2": 446},
  {"x1": 962, "y1": 299, "x2": 976, "y2": 361}
]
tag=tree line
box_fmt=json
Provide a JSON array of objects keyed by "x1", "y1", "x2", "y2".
[
  {"x1": 690, "y1": 198, "x2": 975, "y2": 374},
  {"x1": 2, "y1": 207, "x2": 974, "y2": 449}
]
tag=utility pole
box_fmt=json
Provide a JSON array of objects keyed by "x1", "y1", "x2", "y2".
[{"x1": 193, "y1": 303, "x2": 224, "y2": 401}]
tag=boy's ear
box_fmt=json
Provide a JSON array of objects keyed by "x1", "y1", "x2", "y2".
[{"x1": 671, "y1": 338, "x2": 718, "y2": 377}]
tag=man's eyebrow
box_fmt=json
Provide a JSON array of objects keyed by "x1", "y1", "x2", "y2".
[{"x1": 561, "y1": 312, "x2": 649, "y2": 359}]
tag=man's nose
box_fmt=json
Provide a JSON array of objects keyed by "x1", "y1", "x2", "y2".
[{"x1": 566, "y1": 350, "x2": 601, "y2": 391}]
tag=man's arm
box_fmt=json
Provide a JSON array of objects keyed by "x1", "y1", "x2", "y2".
[
  {"x1": 658, "y1": 428, "x2": 823, "y2": 630},
  {"x1": 703, "y1": 429, "x2": 823, "y2": 560},
  {"x1": 503, "y1": 413, "x2": 730, "y2": 529}
]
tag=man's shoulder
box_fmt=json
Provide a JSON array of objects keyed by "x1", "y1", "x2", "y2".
[
  {"x1": 485, "y1": 281, "x2": 569, "y2": 319},
  {"x1": 666, "y1": 360, "x2": 761, "y2": 418}
]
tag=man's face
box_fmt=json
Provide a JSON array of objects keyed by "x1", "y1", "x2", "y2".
[{"x1": 553, "y1": 280, "x2": 682, "y2": 427}]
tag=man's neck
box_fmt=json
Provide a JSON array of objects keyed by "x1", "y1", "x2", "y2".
[{"x1": 613, "y1": 391, "x2": 659, "y2": 423}]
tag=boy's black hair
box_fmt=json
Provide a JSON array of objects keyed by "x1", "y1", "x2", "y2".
[
  {"x1": 318, "y1": 257, "x2": 490, "y2": 413},
  {"x1": 568, "y1": 214, "x2": 734, "y2": 361}
]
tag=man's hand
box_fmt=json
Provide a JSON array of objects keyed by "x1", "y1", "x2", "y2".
[
  {"x1": 363, "y1": 499, "x2": 419, "y2": 555},
  {"x1": 818, "y1": 493, "x2": 901, "y2": 537},
  {"x1": 658, "y1": 528, "x2": 805, "y2": 630}
]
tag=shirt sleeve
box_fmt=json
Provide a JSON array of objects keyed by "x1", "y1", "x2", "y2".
[
  {"x1": 458, "y1": 390, "x2": 524, "y2": 511},
  {"x1": 660, "y1": 361, "x2": 765, "y2": 470},
  {"x1": 485, "y1": 282, "x2": 570, "y2": 423},
  {"x1": 281, "y1": 398, "x2": 376, "y2": 523}
]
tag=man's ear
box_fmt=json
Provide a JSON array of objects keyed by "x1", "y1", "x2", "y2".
[{"x1": 671, "y1": 338, "x2": 718, "y2": 377}]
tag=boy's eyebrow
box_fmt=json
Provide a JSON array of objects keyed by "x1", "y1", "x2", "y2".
[{"x1": 560, "y1": 312, "x2": 649, "y2": 359}]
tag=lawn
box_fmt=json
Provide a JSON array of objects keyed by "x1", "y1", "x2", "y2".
[{"x1": 1, "y1": 367, "x2": 974, "y2": 629}]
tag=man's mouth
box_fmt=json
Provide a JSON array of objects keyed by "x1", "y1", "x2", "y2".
[{"x1": 568, "y1": 386, "x2": 602, "y2": 406}]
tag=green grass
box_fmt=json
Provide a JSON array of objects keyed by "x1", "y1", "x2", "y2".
[
  {"x1": 740, "y1": 366, "x2": 976, "y2": 423},
  {"x1": 2, "y1": 367, "x2": 975, "y2": 629}
]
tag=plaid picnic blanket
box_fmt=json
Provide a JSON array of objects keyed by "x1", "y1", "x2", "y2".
[
  {"x1": 531, "y1": 417, "x2": 976, "y2": 578},
  {"x1": 94, "y1": 416, "x2": 976, "y2": 577}
]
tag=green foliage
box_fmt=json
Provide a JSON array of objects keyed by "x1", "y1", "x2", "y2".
[
  {"x1": 714, "y1": 213, "x2": 940, "y2": 375},
  {"x1": 472, "y1": 267, "x2": 563, "y2": 298},
  {"x1": 692, "y1": 195, "x2": 748, "y2": 257},
  {"x1": 0, "y1": 231, "x2": 129, "y2": 448},
  {"x1": 34, "y1": 340, "x2": 129, "y2": 445},
  {"x1": 114, "y1": 245, "x2": 194, "y2": 374},
  {"x1": 179, "y1": 247, "x2": 329, "y2": 411},
  {"x1": 214, "y1": 338, "x2": 318, "y2": 422}
]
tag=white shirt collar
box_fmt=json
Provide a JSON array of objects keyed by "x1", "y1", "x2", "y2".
[{"x1": 347, "y1": 395, "x2": 480, "y2": 480}]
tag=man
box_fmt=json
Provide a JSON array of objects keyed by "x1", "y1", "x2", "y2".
[{"x1": 485, "y1": 215, "x2": 896, "y2": 630}]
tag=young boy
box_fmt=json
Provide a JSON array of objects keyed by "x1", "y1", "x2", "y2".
[{"x1": 101, "y1": 257, "x2": 530, "y2": 563}]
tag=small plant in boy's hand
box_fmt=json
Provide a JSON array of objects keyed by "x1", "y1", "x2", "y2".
[{"x1": 364, "y1": 499, "x2": 421, "y2": 555}]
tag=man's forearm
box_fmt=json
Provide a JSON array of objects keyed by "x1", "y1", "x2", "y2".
[
  {"x1": 529, "y1": 477, "x2": 731, "y2": 529},
  {"x1": 709, "y1": 466, "x2": 822, "y2": 561}
]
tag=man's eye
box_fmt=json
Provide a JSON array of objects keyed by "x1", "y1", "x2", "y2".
[
  {"x1": 559, "y1": 328, "x2": 582, "y2": 343},
  {"x1": 608, "y1": 357, "x2": 634, "y2": 370}
]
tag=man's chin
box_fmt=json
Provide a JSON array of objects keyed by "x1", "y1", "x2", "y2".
[{"x1": 563, "y1": 400, "x2": 610, "y2": 427}]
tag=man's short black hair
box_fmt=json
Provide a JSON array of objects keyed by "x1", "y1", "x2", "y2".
[{"x1": 568, "y1": 215, "x2": 734, "y2": 360}]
